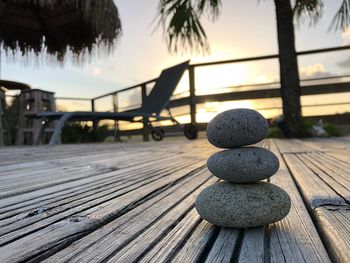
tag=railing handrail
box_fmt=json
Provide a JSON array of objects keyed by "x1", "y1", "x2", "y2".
[
  {"x1": 168, "y1": 101, "x2": 350, "y2": 118},
  {"x1": 191, "y1": 45, "x2": 350, "y2": 67}
]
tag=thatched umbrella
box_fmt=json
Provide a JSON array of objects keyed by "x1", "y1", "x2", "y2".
[
  {"x1": 0, "y1": 79, "x2": 31, "y2": 90},
  {"x1": 0, "y1": 0, "x2": 122, "y2": 63}
]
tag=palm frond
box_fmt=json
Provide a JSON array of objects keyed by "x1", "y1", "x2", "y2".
[
  {"x1": 197, "y1": 0, "x2": 221, "y2": 19},
  {"x1": 157, "y1": 0, "x2": 221, "y2": 53},
  {"x1": 330, "y1": 0, "x2": 350, "y2": 31},
  {"x1": 293, "y1": 0, "x2": 324, "y2": 26}
]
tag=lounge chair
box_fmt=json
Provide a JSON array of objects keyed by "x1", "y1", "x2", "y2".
[{"x1": 36, "y1": 61, "x2": 198, "y2": 145}]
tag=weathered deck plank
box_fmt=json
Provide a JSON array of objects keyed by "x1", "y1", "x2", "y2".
[
  {"x1": 0, "y1": 163, "x2": 209, "y2": 261},
  {"x1": 205, "y1": 228, "x2": 241, "y2": 262},
  {"x1": 0, "y1": 144, "x2": 212, "y2": 199},
  {"x1": 314, "y1": 206, "x2": 350, "y2": 263},
  {"x1": 0, "y1": 138, "x2": 349, "y2": 262},
  {"x1": 268, "y1": 141, "x2": 331, "y2": 263},
  {"x1": 172, "y1": 221, "x2": 217, "y2": 262},
  {"x1": 0, "y1": 158, "x2": 200, "y2": 236},
  {"x1": 43, "y1": 171, "x2": 216, "y2": 263},
  {"x1": 0, "y1": 151, "x2": 206, "y2": 214},
  {"x1": 276, "y1": 138, "x2": 350, "y2": 263},
  {"x1": 282, "y1": 154, "x2": 346, "y2": 208}
]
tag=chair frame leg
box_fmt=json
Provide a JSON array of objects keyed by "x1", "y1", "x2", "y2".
[
  {"x1": 35, "y1": 118, "x2": 49, "y2": 146},
  {"x1": 49, "y1": 113, "x2": 73, "y2": 146}
]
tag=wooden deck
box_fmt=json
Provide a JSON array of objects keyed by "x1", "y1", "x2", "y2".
[{"x1": 0, "y1": 138, "x2": 349, "y2": 263}]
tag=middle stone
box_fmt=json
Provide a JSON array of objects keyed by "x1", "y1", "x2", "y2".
[{"x1": 207, "y1": 147, "x2": 279, "y2": 183}]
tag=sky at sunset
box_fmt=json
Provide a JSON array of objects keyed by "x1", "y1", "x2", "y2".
[{"x1": 1, "y1": 0, "x2": 350, "y2": 123}]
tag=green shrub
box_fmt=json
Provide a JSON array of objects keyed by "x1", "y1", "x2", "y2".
[
  {"x1": 299, "y1": 119, "x2": 340, "y2": 137},
  {"x1": 323, "y1": 123, "x2": 340, "y2": 137},
  {"x1": 267, "y1": 127, "x2": 285, "y2": 138},
  {"x1": 61, "y1": 123, "x2": 113, "y2": 143},
  {"x1": 299, "y1": 119, "x2": 314, "y2": 137},
  {"x1": 270, "y1": 116, "x2": 340, "y2": 138}
]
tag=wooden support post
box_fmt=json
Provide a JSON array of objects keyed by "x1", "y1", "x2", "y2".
[
  {"x1": 141, "y1": 84, "x2": 150, "y2": 142},
  {"x1": 189, "y1": 66, "x2": 196, "y2": 124},
  {"x1": 0, "y1": 89, "x2": 4, "y2": 146},
  {"x1": 112, "y1": 94, "x2": 121, "y2": 142},
  {"x1": 16, "y1": 89, "x2": 56, "y2": 145}
]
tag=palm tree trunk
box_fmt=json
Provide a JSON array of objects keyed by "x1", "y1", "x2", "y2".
[{"x1": 274, "y1": 0, "x2": 302, "y2": 137}]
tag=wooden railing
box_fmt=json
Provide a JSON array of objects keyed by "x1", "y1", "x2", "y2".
[{"x1": 89, "y1": 45, "x2": 350, "y2": 140}]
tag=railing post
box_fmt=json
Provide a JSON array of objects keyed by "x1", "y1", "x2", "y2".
[
  {"x1": 112, "y1": 94, "x2": 121, "y2": 142},
  {"x1": 91, "y1": 99, "x2": 98, "y2": 140},
  {"x1": 141, "y1": 84, "x2": 150, "y2": 141},
  {"x1": 91, "y1": 99, "x2": 95, "y2": 112},
  {"x1": 189, "y1": 65, "x2": 196, "y2": 124}
]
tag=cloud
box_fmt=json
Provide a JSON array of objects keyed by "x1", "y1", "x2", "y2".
[
  {"x1": 92, "y1": 67, "x2": 101, "y2": 77},
  {"x1": 300, "y1": 63, "x2": 334, "y2": 78},
  {"x1": 335, "y1": 28, "x2": 350, "y2": 68},
  {"x1": 118, "y1": 89, "x2": 142, "y2": 110},
  {"x1": 342, "y1": 26, "x2": 350, "y2": 44}
]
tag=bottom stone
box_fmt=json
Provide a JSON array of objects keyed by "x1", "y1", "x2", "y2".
[{"x1": 195, "y1": 181, "x2": 291, "y2": 228}]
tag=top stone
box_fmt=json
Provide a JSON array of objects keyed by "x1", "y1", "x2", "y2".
[{"x1": 206, "y1": 108, "x2": 268, "y2": 148}]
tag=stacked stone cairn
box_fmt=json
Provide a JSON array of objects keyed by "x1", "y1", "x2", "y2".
[{"x1": 195, "y1": 109, "x2": 291, "y2": 228}]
